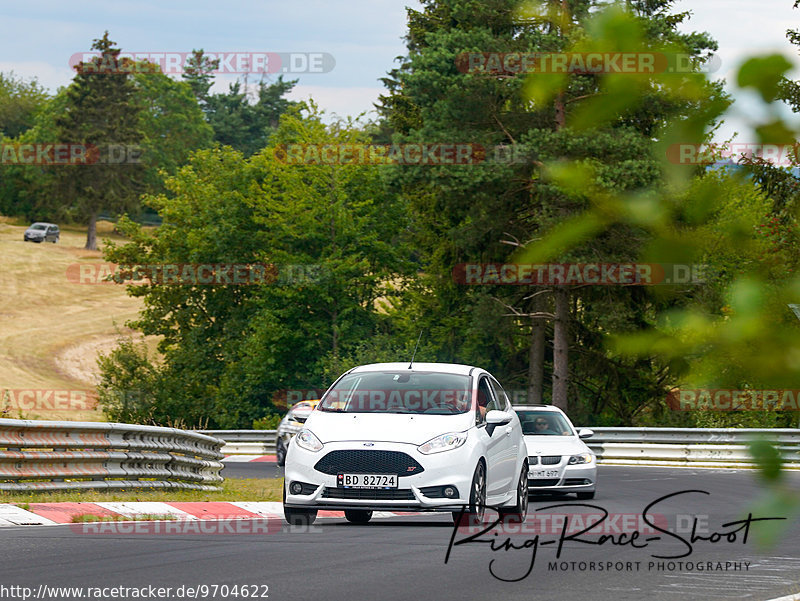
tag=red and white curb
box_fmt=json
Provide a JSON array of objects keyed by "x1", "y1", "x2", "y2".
[
  {"x1": 222, "y1": 455, "x2": 277, "y2": 463},
  {"x1": 0, "y1": 502, "x2": 409, "y2": 526}
]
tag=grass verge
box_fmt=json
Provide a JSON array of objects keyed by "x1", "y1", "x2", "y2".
[{"x1": 0, "y1": 478, "x2": 283, "y2": 504}]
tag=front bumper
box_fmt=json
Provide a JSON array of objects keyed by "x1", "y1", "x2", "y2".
[
  {"x1": 284, "y1": 439, "x2": 477, "y2": 512},
  {"x1": 526, "y1": 458, "x2": 596, "y2": 493}
]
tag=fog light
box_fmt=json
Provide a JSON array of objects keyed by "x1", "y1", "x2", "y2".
[
  {"x1": 443, "y1": 486, "x2": 457, "y2": 498},
  {"x1": 290, "y1": 481, "x2": 303, "y2": 495}
]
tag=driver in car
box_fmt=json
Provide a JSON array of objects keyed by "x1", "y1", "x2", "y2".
[{"x1": 533, "y1": 416, "x2": 558, "y2": 435}]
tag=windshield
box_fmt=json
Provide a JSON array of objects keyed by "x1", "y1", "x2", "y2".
[
  {"x1": 30, "y1": 224, "x2": 47, "y2": 230},
  {"x1": 518, "y1": 411, "x2": 574, "y2": 436},
  {"x1": 319, "y1": 371, "x2": 472, "y2": 414}
]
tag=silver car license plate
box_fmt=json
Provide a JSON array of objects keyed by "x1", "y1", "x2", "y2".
[{"x1": 530, "y1": 469, "x2": 559, "y2": 478}]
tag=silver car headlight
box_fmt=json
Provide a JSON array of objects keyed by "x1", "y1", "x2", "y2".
[
  {"x1": 295, "y1": 429, "x2": 323, "y2": 452},
  {"x1": 418, "y1": 431, "x2": 468, "y2": 454},
  {"x1": 568, "y1": 453, "x2": 594, "y2": 465}
]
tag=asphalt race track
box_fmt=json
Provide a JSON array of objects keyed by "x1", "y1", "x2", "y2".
[{"x1": 2, "y1": 466, "x2": 799, "y2": 601}]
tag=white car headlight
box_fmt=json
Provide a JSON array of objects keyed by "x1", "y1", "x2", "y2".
[
  {"x1": 295, "y1": 429, "x2": 323, "y2": 452},
  {"x1": 418, "y1": 432, "x2": 468, "y2": 454},
  {"x1": 568, "y1": 453, "x2": 594, "y2": 465}
]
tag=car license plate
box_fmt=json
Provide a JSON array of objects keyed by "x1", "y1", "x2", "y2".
[
  {"x1": 530, "y1": 469, "x2": 559, "y2": 478},
  {"x1": 338, "y1": 474, "x2": 398, "y2": 488}
]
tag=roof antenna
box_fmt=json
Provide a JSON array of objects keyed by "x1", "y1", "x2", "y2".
[{"x1": 408, "y1": 330, "x2": 423, "y2": 369}]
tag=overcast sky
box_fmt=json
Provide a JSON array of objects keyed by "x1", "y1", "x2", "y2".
[{"x1": 1, "y1": 0, "x2": 798, "y2": 141}]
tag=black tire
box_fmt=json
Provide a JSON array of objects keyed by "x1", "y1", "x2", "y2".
[
  {"x1": 452, "y1": 461, "x2": 486, "y2": 525},
  {"x1": 500, "y1": 462, "x2": 529, "y2": 521},
  {"x1": 577, "y1": 491, "x2": 596, "y2": 500},
  {"x1": 275, "y1": 437, "x2": 287, "y2": 467},
  {"x1": 344, "y1": 509, "x2": 372, "y2": 524},
  {"x1": 283, "y1": 483, "x2": 317, "y2": 525}
]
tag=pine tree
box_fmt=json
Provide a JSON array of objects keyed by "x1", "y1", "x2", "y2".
[
  {"x1": 55, "y1": 32, "x2": 145, "y2": 250},
  {"x1": 182, "y1": 49, "x2": 220, "y2": 107},
  {"x1": 379, "y1": 0, "x2": 721, "y2": 418}
]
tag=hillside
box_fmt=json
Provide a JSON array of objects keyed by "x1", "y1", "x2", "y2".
[{"x1": 0, "y1": 218, "x2": 145, "y2": 421}]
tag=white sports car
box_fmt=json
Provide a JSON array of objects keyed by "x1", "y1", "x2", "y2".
[{"x1": 283, "y1": 362, "x2": 529, "y2": 525}]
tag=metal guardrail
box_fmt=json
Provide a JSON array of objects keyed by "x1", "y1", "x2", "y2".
[
  {"x1": 585, "y1": 427, "x2": 800, "y2": 468},
  {"x1": 201, "y1": 430, "x2": 277, "y2": 455},
  {"x1": 1, "y1": 419, "x2": 225, "y2": 492},
  {"x1": 586, "y1": 427, "x2": 800, "y2": 445},
  {"x1": 204, "y1": 427, "x2": 800, "y2": 469}
]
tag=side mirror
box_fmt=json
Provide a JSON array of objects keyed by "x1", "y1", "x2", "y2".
[
  {"x1": 485, "y1": 410, "x2": 512, "y2": 436},
  {"x1": 578, "y1": 428, "x2": 594, "y2": 439}
]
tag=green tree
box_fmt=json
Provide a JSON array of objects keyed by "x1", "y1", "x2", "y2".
[
  {"x1": 182, "y1": 49, "x2": 220, "y2": 107},
  {"x1": 55, "y1": 32, "x2": 145, "y2": 249},
  {"x1": 378, "y1": 0, "x2": 721, "y2": 420},
  {"x1": 0, "y1": 88, "x2": 65, "y2": 219},
  {"x1": 0, "y1": 71, "x2": 48, "y2": 138},
  {"x1": 133, "y1": 67, "x2": 214, "y2": 193},
  {"x1": 509, "y1": 3, "x2": 800, "y2": 528},
  {"x1": 99, "y1": 103, "x2": 410, "y2": 428},
  {"x1": 96, "y1": 336, "x2": 160, "y2": 424},
  {"x1": 204, "y1": 78, "x2": 298, "y2": 156}
]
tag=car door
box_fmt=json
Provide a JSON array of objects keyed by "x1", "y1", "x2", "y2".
[
  {"x1": 474, "y1": 375, "x2": 514, "y2": 501},
  {"x1": 488, "y1": 376, "x2": 519, "y2": 492}
]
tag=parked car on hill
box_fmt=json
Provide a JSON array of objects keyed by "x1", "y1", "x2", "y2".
[{"x1": 23, "y1": 222, "x2": 59, "y2": 243}]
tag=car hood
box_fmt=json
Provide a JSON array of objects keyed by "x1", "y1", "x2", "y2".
[
  {"x1": 304, "y1": 411, "x2": 474, "y2": 446},
  {"x1": 523, "y1": 435, "x2": 592, "y2": 456},
  {"x1": 25, "y1": 229, "x2": 44, "y2": 235}
]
